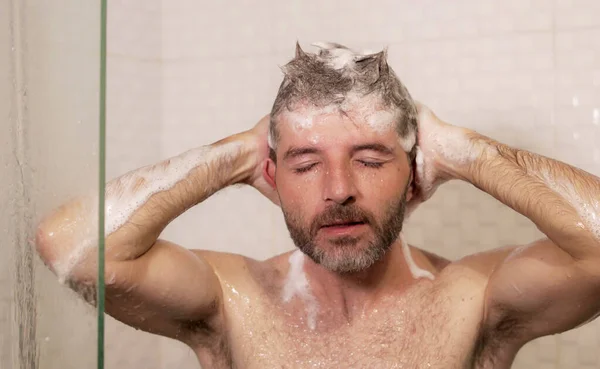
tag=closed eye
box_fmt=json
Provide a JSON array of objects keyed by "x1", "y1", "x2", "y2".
[
  {"x1": 294, "y1": 161, "x2": 384, "y2": 173},
  {"x1": 294, "y1": 163, "x2": 318, "y2": 174},
  {"x1": 358, "y1": 161, "x2": 384, "y2": 168}
]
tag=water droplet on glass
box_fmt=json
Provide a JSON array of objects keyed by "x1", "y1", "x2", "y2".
[{"x1": 572, "y1": 96, "x2": 579, "y2": 107}]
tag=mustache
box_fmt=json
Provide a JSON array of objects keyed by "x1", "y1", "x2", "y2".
[{"x1": 311, "y1": 204, "x2": 375, "y2": 232}]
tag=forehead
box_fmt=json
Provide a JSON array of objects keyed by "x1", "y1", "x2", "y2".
[{"x1": 277, "y1": 99, "x2": 399, "y2": 147}]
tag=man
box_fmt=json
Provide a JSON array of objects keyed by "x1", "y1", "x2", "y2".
[{"x1": 36, "y1": 42, "x2": 600, "y2": 368}]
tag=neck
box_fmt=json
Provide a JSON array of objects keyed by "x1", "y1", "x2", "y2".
[{"x1": 301, "y1": 236, "x2": 435, "y2": 320}]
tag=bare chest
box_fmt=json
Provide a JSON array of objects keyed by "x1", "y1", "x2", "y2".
[{"x1": 219, "y1": 281, "x2": 487, "y2": 369}]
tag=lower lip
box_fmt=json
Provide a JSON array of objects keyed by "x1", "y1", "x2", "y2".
[{"x1": 320, "y1": 223, "x2": 366, "y2": 235}]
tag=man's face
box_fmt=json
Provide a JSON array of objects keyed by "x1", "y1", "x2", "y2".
[{"x1": 272, "y1": 103, "x2": 413, "y2": 273}]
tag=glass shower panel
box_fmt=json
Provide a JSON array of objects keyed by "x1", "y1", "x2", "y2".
[{"x1": 0, "y1": 1, "x2": 104, "y2": 368}]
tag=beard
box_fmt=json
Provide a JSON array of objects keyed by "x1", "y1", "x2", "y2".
[{"x1": 281, "y1": 191, "x2": 408, "y2": 274}]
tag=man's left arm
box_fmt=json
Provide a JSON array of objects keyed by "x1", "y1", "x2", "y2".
[{"x1": 417, "y1": 105, "x2": 600, "y2": 343}]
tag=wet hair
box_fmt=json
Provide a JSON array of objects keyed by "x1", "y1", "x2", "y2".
[{"x1": 268, "y1": 42, "x2": 419, "y2": 162}]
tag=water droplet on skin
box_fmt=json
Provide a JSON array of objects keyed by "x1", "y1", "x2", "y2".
[
  {"x1": 593, "y1": 109, "x2": 599, "y2": 125},
  {"x1": 572, "y1": 96, "x2": 579, "y2": 107}
]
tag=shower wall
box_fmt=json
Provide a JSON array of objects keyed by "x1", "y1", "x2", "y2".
[
  {"x1": 104, "y1": 0, "x2": 165, "y2": 368},
  {"x1": 106, "y1": 0, "x2": 600, "y2": 368},
  {"x1": 1, "y1": 1, "x2": 101, "y2": 368}
]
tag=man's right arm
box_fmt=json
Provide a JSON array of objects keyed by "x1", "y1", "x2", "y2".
[{"x1": 35, "y1": 122, "x2": 265, "y2": 343}]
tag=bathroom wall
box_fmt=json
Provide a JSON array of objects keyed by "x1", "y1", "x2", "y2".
[
  {"x1": 107, "y1": 1, "x2": 600, "y2": 368},
  {"x1": 104, "y1": 0, "x2": 165, "y2": 368}
]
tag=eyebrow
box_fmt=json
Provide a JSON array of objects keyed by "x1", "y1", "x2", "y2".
[
  {"x1": 283, "y1": 147, "x2": 321, "y2": 161},
  {"x1": 283, "y1": 143, "x2": 394, "y2": 161},
  {"x1": 351, "y1": 143, "x2": 394, "y2": 156}
]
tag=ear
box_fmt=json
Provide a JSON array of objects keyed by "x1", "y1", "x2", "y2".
[{"x1": 263, "y1": 158, "x2": 277, "y2": 189}]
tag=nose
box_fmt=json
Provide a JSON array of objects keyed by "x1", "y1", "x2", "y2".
[{"x1": 323, "y1": 164, "x2": 357, "y2": 205}]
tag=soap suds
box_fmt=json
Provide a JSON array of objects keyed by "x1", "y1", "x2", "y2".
[
  {"x1": 340, "y1": 92, "x2": 400, "y2": 133},
  {"x1": 312, "y1": 42, "x2": 359, "y2": 70},
  {"x1": 400, "y1": 234, "x2": 435, "y2": 280},
  {"x1": 430, "y1": 128, "x2": 486, "y2": 166},
  {"x1": 277, "y1": 91, "x2": 417, "y2": 156},
  {"x1": 398, "y1": 131, "x2": 416, "y2": 153},
  {"x1": 53, "y1": 141, "x2": 243, "y2": 281},
  {"x1": 282, "y1": 250, "x2": 319, "y2": 330},
  {"x1": 267, "y1": 131, "x2": 274, "y2": 149},
  {"x1": 538, "y1": 169, "x2": 600, "y2": 241},
  {"x1": 52, "y1": 198, "x2": 98, "y2": 282},
  {"x1": 366, "y1": 110, "x2": 396, "y2": 134},
  {"x1": 410, "y1": 147, "x2": 442, "y2": 206},
  {"x1": 415, "y1": 146, "x2": 425, "y2": 172},
  {"x1": 285, "y1": 105, "x2": 338, "y2": 132}
]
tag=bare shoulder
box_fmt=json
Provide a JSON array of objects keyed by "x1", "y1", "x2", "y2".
[
  {"x1": 453, "y1": 245, "x2": 519, "y2": 279},
  {"x1": 417, "y1": 244, "x2": 520, "y2": 289},
  {"x1": 191, "y1": 249, "x2": 293, "y2": 294}
]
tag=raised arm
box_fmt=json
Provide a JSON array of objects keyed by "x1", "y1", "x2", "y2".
[
  {"x1": 413, "y1": 104, "x2": 600, "y2": 345},
  {"x1": 35, "y1": 116, "x2": 273, "y2": 343}
]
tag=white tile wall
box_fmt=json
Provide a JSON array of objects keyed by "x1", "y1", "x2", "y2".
[
  {"x1": 105, "y1": 1, "x2": 164, "y2": 368},
  {"x1": 106, "y1": 0, "x2": 600, "y2": 368}
]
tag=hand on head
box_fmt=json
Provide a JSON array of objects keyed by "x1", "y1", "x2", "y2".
[
  {"x1": 406, "y1": 102, "x2": 455, "y2": 215},
  {"x1": 244, "y1": 115, "x2": 280, "y2": 206}
]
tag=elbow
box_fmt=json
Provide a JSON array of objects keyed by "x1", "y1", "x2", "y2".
[
  {"x1": 34, "y1": 214, "x2": 97, "y2": 284},
  {"x1": 35, "y1": 219, "x2": 60, "y2": 272}
]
